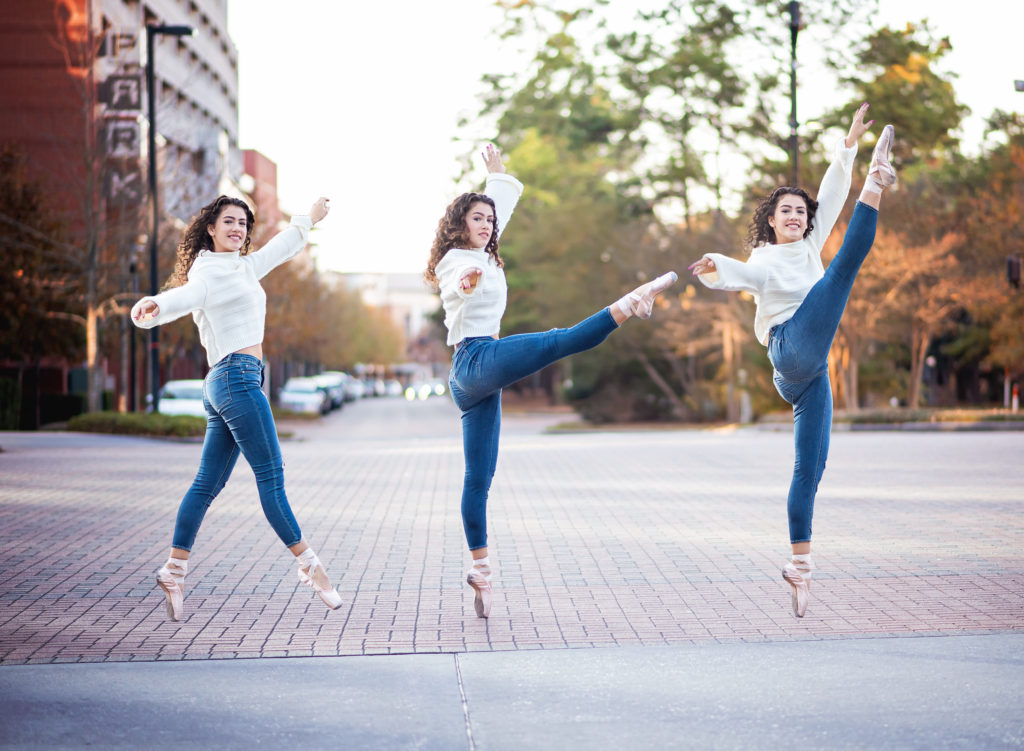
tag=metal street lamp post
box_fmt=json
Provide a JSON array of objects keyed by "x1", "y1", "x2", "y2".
[
  {"x1": 145, "y1": 23, "x2": 194, "y2": 414},
  {"x1": 788, "y1": 1, "x2": 800, "y2": 187}
]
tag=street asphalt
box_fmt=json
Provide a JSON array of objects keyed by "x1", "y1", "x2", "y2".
[{"x1": 1, "y1": 397, "x2": 1021, "y2": 749}]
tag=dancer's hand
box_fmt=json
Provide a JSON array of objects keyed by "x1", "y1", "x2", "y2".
[
  {"x1": 688, "y1": 257, "x2": 716, "y2": 276},
  {"x1": 309, "y1": 197, "x2": 330, "y2": 225},
  {"x1": 845, "y1": 102, "x2": 874, "y2": 148},
  {"x1": 460, "y1": 268, "x2": 484, "y2": 292},
  {"x1": 481, "y1": 143, "x2": 505, "y2": 174},
  {"x1": 133, "y1": 300, "x2": 159, "y2": 321}
]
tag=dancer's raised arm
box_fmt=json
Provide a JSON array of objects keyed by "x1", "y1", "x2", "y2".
[
  {"x1": 481, "y1": 143, "x2": 521, "y2": 242},
  {"x1": 807, "y1": 103, "x2": 871, "y2": 250},
  {"x1": 248, "y1": 196, "x2": 330, "y2": 279}
]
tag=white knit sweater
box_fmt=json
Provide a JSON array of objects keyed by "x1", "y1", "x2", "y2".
[
  {"x1": 130, "y1": 216, "x2": 312, "y2": 366},
  {"x1": 435, "y1": 173, "x2": 524, "y2": 346},
  {"x1": 697, "y1": 139, "x2": 857, "y2": 345}
]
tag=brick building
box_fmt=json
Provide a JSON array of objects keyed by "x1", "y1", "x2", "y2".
[{"x1": 0, "y1": 0, "x2": 242, "y2": 425}]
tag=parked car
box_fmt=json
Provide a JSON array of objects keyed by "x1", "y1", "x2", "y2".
[
  {"x1": 157, "y1": 379, "x2": 206, "y2": 418},
  {"x1": 385, "y1": 379, "x2": 404, "y2": 397},
  {"x1": 278, "y1": 377, "x2": 330, "y2": 415},
  {"x1": 364, "y1": 378, "x2": 387, "y2": 397},
  {"x1": 346, "y1": 377, "x2": 367, "y2": 400},
  {"x1": 323, "y1": 371, "x2": 360, "y2": 403},
  {"x1": 313, "y1": 373, "x2": 345, "y2": 410}
]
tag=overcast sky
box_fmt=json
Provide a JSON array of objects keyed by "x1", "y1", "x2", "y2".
[{"x1": 226, "y1": 1, "x2": 1022, "y2": 275}]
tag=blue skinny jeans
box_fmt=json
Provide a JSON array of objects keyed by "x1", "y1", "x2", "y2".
[
  {"x1": 448, "y1": 308, "x2": 619, "y2": 550},
  {"x1": 767, "y1": 201, "x2": 878, "y2": 544},
  {"x1": 170, "y1": 353, "x2": 302, "y2": 551}
]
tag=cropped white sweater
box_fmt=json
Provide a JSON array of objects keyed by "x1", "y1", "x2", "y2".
[
  {"x1": 130, "y1": 216, "x2": 312, "y2": 366},
  {"x1": 435, "y1": 172, "x2": 524, "y2": 346},
  {"x1": 697, "y1": 138, "x2": 857, "y2": 345}
]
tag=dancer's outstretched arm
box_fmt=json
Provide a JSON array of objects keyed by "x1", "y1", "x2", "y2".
[
  {"x1": 131, "y1": 278, "x2": 207, "y2": 327},
  {"x1": 688, "y1": 253, "x2": 767, "y2": 291}
]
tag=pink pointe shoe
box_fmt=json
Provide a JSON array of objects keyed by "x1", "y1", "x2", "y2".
[
  {"x1": 781, "y1": 561, "x2": 812, "y2": 618},
  {"x1": 466, "y1": 565, "x2": 492, "y2": 619},
  {"x1": 866, "y1": 124, "x2": 896, "y2": 192},
  {"x1": 617, "y1": 271, "x2": 679, "y2": 319},
  {"x1": 296, "y1": 549, "x2": 343, "y2": 611},
  {"x1": 156, "y1": 559, "x2": 187, "y2": 621}
]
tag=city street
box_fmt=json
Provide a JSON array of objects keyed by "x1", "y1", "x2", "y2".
[{"x1": 1, "y1": 398, "x2": 1022, "y2": 748}]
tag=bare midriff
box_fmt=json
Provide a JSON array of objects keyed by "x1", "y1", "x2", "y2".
[
  {"x1": 455, "y1": 334, "x2": 499, "y2": 350},
  {"x1": 234, "y1": 344, "x2": 262, "y2": 359}
]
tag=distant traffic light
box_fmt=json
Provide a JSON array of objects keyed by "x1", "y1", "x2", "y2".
[{"x1": 1009, "y1": 255, "x2": 1021, "y2": 288}]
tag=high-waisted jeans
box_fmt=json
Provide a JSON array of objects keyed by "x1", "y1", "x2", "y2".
[
  {"x1": 767, "y1": 201, "x2": 878, "y2": 543},
  {"x1": 448, "y1": 308, "x2": 619, "y2": 550},
  {"x1": 170, "y1": 353, "x2": 302, "y2": 551}
]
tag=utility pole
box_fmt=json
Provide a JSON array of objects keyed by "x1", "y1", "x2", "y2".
[
  {"x1": 145, "y1": 23, "x2": 194, "y2": 413},
  {"x1": 788, "y1": 1, "x2": 800, "y2": 186}
]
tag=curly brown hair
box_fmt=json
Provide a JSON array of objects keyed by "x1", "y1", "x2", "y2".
[
  {"x1": 746, "y1": 186, "x2": 818, "y2": 250},
  {"x1": 424, "y1": 192, "x2": 502, "y2": 289},
  {"x1": 165, "y1": 196, "x2": 255, "y2": 289}
]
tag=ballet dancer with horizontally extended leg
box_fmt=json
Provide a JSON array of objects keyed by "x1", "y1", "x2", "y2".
[{"x1": 426, "y1": 142, "x2": 678, "y2": 618}]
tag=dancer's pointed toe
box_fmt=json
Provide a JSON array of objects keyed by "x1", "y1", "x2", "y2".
[
  {"x1": 296, "y1": 550, "x2": 344, "y2": 611},
  {"x1": 618, "y1": 271, "x2": 679, "y2": 319},
  {"x1": 781, "y1": 561, "x2": 812, "y2": 618},
  {"x1": 156, "y1": 560, "x2": 187, "y2": 621},
  {"x1": 466, "y1": 566, "x2": 493, "y2": 618},
  {"x1": 868, "y1": 124, "x2": 896, "y2": 189}
]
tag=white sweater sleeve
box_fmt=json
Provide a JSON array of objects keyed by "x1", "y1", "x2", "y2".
[
  {"x1": 247, "y1": 216, "x2": 313, "y2": 280},
  {"x1": 807, "y1": 138, "x2": 857, "y2": 251},
  {"x1": 485, "y1": 173, "x2": 524, "y2": 240},
  {"x1": 130, "y1": 276, "x2": 209, "y2": 329},
  {"x1": 437, "y1": 255, "x2": 488, "y2": 301},
  {"x1": 697, "y1": 253, "x2": 769, "y2": 295}
]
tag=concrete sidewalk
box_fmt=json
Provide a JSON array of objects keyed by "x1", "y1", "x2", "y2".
[
  {"x1": 1, "y1": 634, "x2": 1020, "y2": 749},
  {"x1": 1, "y1": 398, "x2": 1022, "y2": 748}
]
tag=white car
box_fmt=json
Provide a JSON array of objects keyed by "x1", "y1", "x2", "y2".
[
  {"x1": 323, "y1": 370, "x2": 360, "y2": 402},
  {"x1": 313, "y1": 373, "x2": 345, "y2": 409},
  {"x1": 158, "y1": 380, "x2": 206, "y2": 418},
  {"x1": 279, "y1": 377, "x2": 329, "y2": 415}
]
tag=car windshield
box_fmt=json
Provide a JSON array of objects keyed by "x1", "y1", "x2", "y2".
[
  {"x1": 163, "y1": 386, "x2": 203, "y2": 399},
  {"x1": 284, "y1": 381, "x2": 319, "y2": 394}
]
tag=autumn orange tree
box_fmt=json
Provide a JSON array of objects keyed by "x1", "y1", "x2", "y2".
[
  {"x1": 260, "y1": 241, "x2": 406, "y2": 377},
  {"x1": 949, "y1": 111, "x2": 1024, "y2": 404},
  {"x1": 810, "y1": 22, "x2": 971, "y2": 408}
]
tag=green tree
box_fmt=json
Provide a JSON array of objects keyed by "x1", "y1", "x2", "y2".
[
  {"x1": 606, "y1": 0, "x2": 746, "y2": 228},
  {"x1": 0, "y1": 145, "x2": 84, "y2": 426}
]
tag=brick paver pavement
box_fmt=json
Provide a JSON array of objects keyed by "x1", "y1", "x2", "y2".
[{"x1": 1, "y1": 399, "x2": 1021, "y2": 664}]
